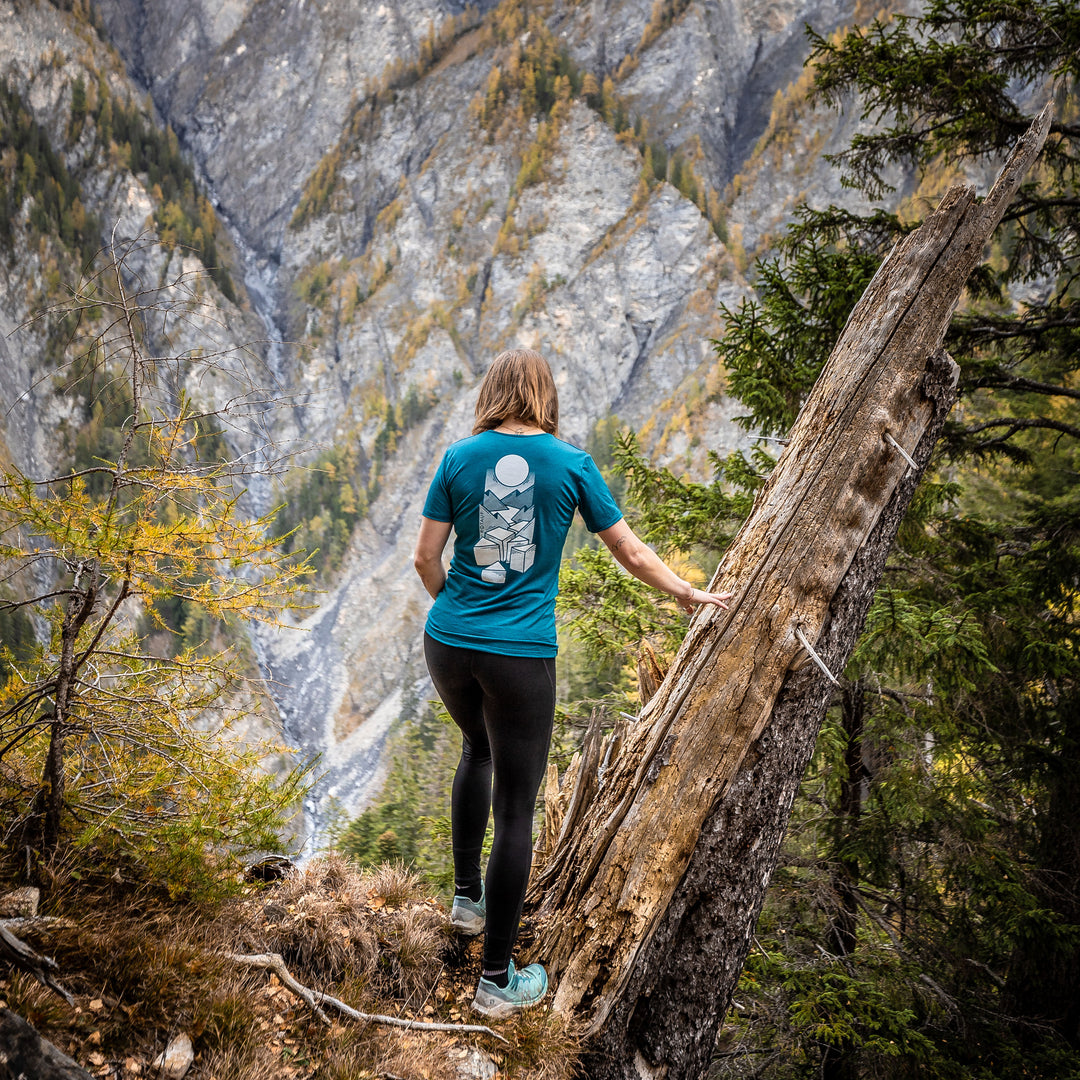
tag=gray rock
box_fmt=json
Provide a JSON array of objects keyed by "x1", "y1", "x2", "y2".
[
  {"x1": 152, "y1": 1032, "x2": 195, "y2": 1080},
  {"x1": 91, "y1": 0, "x2": 504, "y2": 256},
  {"x1": 0, "y1": 888, "x2": 40, "y2": 919},
  {"x1": 0, "y1": 0, "x2": 901, "y2": 848},
  {"x1": 449, "y1": 1044, "x2": 498, "y2": 1080}
]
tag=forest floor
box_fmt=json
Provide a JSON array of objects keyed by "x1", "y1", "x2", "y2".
[{"x1": 0, "y1": 854, "x2": 579, "y2": 1080}]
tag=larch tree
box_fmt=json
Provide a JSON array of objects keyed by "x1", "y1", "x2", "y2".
[{"x1": 0, "y1": 238, "x2": 310, "y2": 892}]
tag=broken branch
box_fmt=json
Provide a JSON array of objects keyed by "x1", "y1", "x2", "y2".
[{"x1": 223, "y1": 952, "x2": 510, "y2": 1044}]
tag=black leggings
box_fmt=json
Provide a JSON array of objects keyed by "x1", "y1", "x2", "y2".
[{"x1": 423, "y1": 633, "x2": 555, "y2": 971}]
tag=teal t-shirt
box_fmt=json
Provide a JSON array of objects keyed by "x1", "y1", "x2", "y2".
[{"x1": 422, "y1": 430, "x2": 623, "y2": 657}]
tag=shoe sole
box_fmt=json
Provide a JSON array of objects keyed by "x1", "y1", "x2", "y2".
[
  {"x1": 450, "y1": 913, "x2": 484, "y2": 935},
  {"x1": 470, "y1": 988, "x2": 547, "y2": 1019}
]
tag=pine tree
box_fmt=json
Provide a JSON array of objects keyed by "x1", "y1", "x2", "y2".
[
  {"x1": 557, "y1": 2, "x2": 1080, "y2": 1073},
  {"x1": 780, "y1": 4, "x2": 1080, "y2": 1058},
  {"x1": 717, "y1": 2, "x2": 1080, "y2": 1070}
]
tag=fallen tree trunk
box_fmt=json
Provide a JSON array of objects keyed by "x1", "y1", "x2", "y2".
[
  {"x1": 0, "y1": 922, "x2": 73, "y2": 1005},
  {"x1": 527, "y1": 104, "x2": 1053, "y2": 1078},
  {"x1": 0, "y1": 1008, "x2": 94, "y2": 1080}
]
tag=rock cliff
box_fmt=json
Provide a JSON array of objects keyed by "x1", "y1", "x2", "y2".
[{"x1": 1, "y1": 0, "x2": 889, "y2": 845}]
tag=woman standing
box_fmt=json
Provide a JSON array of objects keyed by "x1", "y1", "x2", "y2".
[{"x1": 414, "y1": 349, "x2": 730, "y2": 1018}]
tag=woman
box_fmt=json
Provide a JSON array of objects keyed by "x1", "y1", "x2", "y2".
[{"x1": 414, "y1": 349, "x2": 730, "y2": 1018}]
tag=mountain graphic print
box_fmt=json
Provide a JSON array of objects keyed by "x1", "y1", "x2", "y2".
[{"x1": 474, "y1": 454, "x2": 536, "y2": 584}]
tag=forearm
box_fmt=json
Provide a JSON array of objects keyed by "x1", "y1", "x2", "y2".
[
  {"x1": 605, "y1": 532, "x2": 691, "y2": 600},
  {"x1": 414, "y1": 516, "x2": 453, "y2": 599},
  {"x1": 414, "y1": 556, "x2": 446, "y2": 599},
  {"x1": 597, "y1": 519, "x2": 732, "y2": 613}
]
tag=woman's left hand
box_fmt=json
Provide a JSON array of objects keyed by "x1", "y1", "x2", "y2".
[{"x1": 678, "y1": 587, "x2": 733, "y2": 615}]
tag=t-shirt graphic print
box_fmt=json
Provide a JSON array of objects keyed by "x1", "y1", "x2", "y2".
[
  {"x1": 475, "y1": 454, "x2": 536, "y2": 584},
  {"x1": 422, "y1": 430, "x2": 623, "y2": 656}
]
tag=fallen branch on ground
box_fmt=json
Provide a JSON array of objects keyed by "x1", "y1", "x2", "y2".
[
  {"x1": 0, "y1": 923, "x2": 74, "y2": 1005},
  {"x1": 224, "y1": 951, "x2": 510, "y2": 1044},
  {"x1": 0, "y1": 916, "x2": 78, "y2": 932}
]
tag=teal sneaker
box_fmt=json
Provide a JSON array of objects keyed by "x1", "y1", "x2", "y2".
[
  {"x1": 449, "y1": 884, "x2": 485, "y2": 935},
  {"x1": 471, "y1": 960, "x2": 548, "y2": 1018}
]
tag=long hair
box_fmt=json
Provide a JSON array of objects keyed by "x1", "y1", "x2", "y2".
[{"x1": 473, "y1": 349, "x2": 559, "y2": 435}]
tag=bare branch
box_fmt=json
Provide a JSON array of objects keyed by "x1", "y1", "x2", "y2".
[
  {"x1": 962, "y1": 416, "x2": 1080, "y2": 446},
  {"x1": 964, "y1": 375, "x2": 1080, "y2": 401},
  {"x1": 223, "y1": 953, "x2": 509, "y2": 1043}
]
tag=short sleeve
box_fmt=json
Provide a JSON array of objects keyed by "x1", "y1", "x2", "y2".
[
  {"x1": 422, "y1": 453, "x2": 454, "y2": 523},
  {"x1": 576, "y1": 454, "x2": 623, "y2": 533}
]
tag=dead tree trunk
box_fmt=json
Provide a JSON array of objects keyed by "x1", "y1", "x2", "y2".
[
  {"x1": 527, "y1": 105, "x2": 1052, "y2": 1078},
  {"x1": 0, "y1": 1009, "x2": 94, "y2": 1080}
]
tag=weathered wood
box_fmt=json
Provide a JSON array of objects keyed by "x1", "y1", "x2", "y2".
[
  {"x1": 0, "y1": 923, "x2": 74, "y2": 1005},
  {"x1": 0, "y1": 1008, "x2": 94, "y2": 1080},
  {"x1": 583, "y1": 349, "x2": 958, "y2": 1079},
  {"x1": 223, "y1": 952, "x2": 508, "y2": 1042},
  {"x1": 527, "y1": 103, "x2": 1052, "y2": 1069},
  {"x1": 636, "y1": 643, "x2": 666, "y2": 705}
]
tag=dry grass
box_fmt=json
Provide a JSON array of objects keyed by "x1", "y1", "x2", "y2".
[
  {"x1": 0, "y1": 852, "x2": 582, "y2": 1080},
  {"x1": 0, "y1": 873, "x2": 266, "y2": 1072},
  {"x1": 236, "y1": 855, "x2": 447, "y2": 1002},
  {"x1": 241, "y1": 855, "x2": 382, "y2": 984}
]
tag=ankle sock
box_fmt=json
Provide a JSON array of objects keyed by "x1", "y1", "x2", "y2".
[
  {"x1": 455, "y1": 881, "x2": 482, "y2": 903},
  {"x1": 482, "y1": 967, "x2": 510, "y2": 989}
]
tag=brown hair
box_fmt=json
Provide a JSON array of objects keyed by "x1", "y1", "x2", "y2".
[{"x1": 472, "y1": 349, "x2": 559, "y2": 435}]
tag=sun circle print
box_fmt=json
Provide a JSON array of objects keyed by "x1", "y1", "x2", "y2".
[{"x1": 494, "y1": 454, "x2": 529, "y2": 487}]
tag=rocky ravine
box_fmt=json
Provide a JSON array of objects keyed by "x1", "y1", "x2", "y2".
[{"x1": 2, "y1": 0, "x2": 886, "y2": 847}]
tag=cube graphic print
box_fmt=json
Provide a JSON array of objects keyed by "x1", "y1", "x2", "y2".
[{"x1": 475, "y1": 454, "x2": 536, "y2": 584}]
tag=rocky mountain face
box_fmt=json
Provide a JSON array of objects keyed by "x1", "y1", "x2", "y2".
[{"x1": 0, "y1": 0, "x2": 884, "y2": 847}]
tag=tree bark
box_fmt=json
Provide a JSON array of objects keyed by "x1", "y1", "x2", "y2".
[
  {"x1": 0, "y1": 923, "x2": 74, "y2": 1005},
  {"x1": 0, "y1": 1008, "x2": 93, "y2": 1080},
  {"x1": 527, "y1": 105, "x2": 1053, "y2": 1078},
  {"x1": 43, "y1": 574, "x2": 98, "y2": 852}
]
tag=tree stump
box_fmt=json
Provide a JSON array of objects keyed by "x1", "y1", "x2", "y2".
[{"x1": 527, "y1": 104, "x2": 1053, "y2": 1079}]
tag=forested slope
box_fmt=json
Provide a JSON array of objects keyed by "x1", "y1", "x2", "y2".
[{"x1": 2, "y1": 0, "x2": 883, "y2": 841}]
